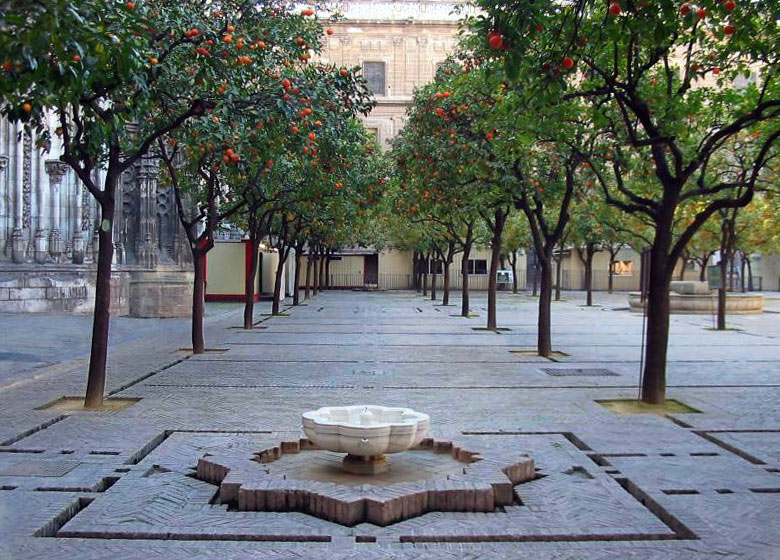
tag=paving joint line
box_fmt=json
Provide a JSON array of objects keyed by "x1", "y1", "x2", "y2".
[{"x1": 0, "y1": 415, "x2": 69, "y2": 447}]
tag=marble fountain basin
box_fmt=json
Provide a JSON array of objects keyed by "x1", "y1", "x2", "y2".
[{"x1": 302, "y1": 405, "x2": 430, "y2": 474}]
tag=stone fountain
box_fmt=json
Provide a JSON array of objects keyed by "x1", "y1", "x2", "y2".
[
  {"x1": 628, "y1": 280, "x2": 763, "y2": 314},
  {"x1": 302, "y1": 405, "x2": 430, "y2": 475},
  {"x1": 195, "y1": 405, "x2": 536, "y2": 526}
]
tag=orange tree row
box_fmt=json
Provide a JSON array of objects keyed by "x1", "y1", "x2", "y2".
[
  {"x1": 390, "y1": 56, "x2": 605, "y2": 352},
  {"x1": 0, "y1": 0, "x2": 382, "y2": 407},
  {"x1": 157, "y1": 62, "x2": 381, "y2": 350},
  {"x1": 470, "y1": 0, "x2": 780, "y2": 403}
]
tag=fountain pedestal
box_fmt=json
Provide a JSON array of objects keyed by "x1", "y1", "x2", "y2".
[{"x1": 343, "y1": 453, "x2": 389, "y2": 475}]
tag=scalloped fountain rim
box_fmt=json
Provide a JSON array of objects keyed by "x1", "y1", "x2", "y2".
[{"x1": 302, "y1": 405, "x2": 429, "y2": 432}]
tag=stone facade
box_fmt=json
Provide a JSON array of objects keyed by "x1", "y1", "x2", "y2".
[
  {"x1": 0, "y1": 117, "x2": 192, "y2": 317},
  {"x1": 320, "y1": 1, "x2": 474, "y2": 148}
]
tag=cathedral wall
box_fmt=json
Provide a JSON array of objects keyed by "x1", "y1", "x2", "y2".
[{"x1": 0, "y1": 116, "x2": 193, "y2": 317}]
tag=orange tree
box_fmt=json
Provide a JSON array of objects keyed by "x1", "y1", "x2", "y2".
[
  {"x1": 457, "y1": 55, "x2": 597, "y2": 355},
  {"x1": 155, "y1": 5, "x2": 350, "y2": 349},
  {"x1": 597, "y1": 204, "x2": 637, "y2": 294},
  {"x1": 0, "y1": 0, "x2": 302, "y2": 407},
  {"x1": 705, "y1": 127, "x2": 779, "y2": 327},
  {"x1": 501, "y1": 214, "x2": 531, "y2": 294},
  {"x1": 391, "y1": 62, "x2": 513, "y2": 329},
  {"x1": 404, "y1": 47, "x2": 602, "y2": 352},
  {"x1": 382, "y1": 202, "x2": 450, "y2": 299},
  {"x1": 229, "y1": 64, "x2": 375, "y2": 321},
  {"x1": 736, "y1": 194, "x2": 780, "y2": 290},
  {"x1": 318, "y1": 135, "x2": 388, "y2": 291},
  {"x1": 391, "y1": 103, "x2": 487, "y2": 311},
  {"x1": 261, "y1": 118, "x2": 386, "y2": 312},
  {"x1": 567, "y1": 184, "x2": 607, "y2": 306},
  {"x1": 475, "y1": 0, "x2": 780, "y2": 403}
]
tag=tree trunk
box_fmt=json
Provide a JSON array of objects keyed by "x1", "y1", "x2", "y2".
[
  {"x1": 272, "y1": 249, "x2": 288, "y2": 316},
  {"x1": 510, "y1": 251, "x2": 518, "y2": 294},
  {"x1": 243, "y1": 237, "x2": 259, "y2": 329},
  {"x1": 312, "y1": 252, "x2": 319, "y2": 296},
  {"x1": 431, "y1": 260, "x2": 437, "y2": 301},
  {"x1": 729, "y1": 253, "x2": 736, "y2": 292},
  {"x1": 84, "y1": 199, "x2": 115, "y2": 409},
  {"x1": 740, "y1": 253, "x2": 746, "y2": 293},
  {"x1": 461, "y1": 242, "x2": 472, "y2": 317},
  {"x1": 442, "y1": 260, "x2": 451, "y2": 305},
  {"x1": 422, "y1": 255, "x2": 428, "y2": 297},
  {"x1": 717, "y1": 220, "x2": 734, "y2": 331},
  {"x1": 414, "y1": 252, "x2": 421, "y2": 292},
  {"x1": 639, "y1": 249, "x2": 650, "y2": 304},
  {"x1": 304, "y1": 252, "x2": 312, "y2": 300},
  {"x1": 487, "y1": 242, "x2": 501, "y2": 330},
  {"x1": 537, "y1": 257, "x2": 553, "y2": 357},
  {"x1": 608, "y1": 250, "x2": 616, "y2": 294},
  {"x1": 718, "y1": 254, "x2": 728, "y2": 330},
  {"x1": 555, "y1": 246, "x2": 563, "y2": 301},
  {"x1": 293, "y1": 249, "x2": 302, "y2": 305},
  {"x1": 746, "y1": 254, "x2": 754, "y2": 291},
  {"x1": 584, "y1": 244, "x2": 595, "y2": 307},
  {"x1": 532, "y1": 256, "x2": 539, "y2": 297},
  {"x1": 641, "y1": 230, "x2": 673, "y2": 405},
  {"x1": 325, "y1": 252, "x2": 332, "y2": 289},
  {"x1": 191, "y1": 249, "x2": 206, "y2": 355},
  {"x1": 486, "y1": 209, "x2": 507, "y2": 330},
  {"x1": 699, "y1": 255, "x2": 708, "y2": 282},
  {"x1": 319, "y1": 248, "x2": 326, "y2": 291}
]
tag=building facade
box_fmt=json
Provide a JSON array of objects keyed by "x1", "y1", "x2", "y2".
[
  {"x1": 0, "y1": 118, "x2": 193, "y2": 316},
  {"x1": 321, "y1": 0, "x2": 475, "y2": 148}
]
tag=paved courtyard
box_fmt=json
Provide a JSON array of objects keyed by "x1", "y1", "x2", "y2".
[{"x1": 1, "y1": 290, "x2": 779, "y2": 559}]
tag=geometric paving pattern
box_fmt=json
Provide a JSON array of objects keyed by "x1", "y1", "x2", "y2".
[
  {"x1": 0, "y1": 459, "x2": 81, "y2": 477},
  {"x1": 1, "y1": 290, "x2": 779, "y2": 558},
  {"x1": 541, "y1": 368, "x2": 620, "y2": 377},
  {"x1": 49, "y1": 431, "x2": 685, "y2": 542}
]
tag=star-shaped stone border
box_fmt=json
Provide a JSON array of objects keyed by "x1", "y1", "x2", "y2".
[{"x1": 196, "y1": 437, "x2": 534, "y2": 526}]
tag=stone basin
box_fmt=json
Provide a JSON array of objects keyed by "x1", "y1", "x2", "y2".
[
  {"x1": 302, "y1": 405, "x2": 430, "y2": 474},
  {"x1": 628, "y1": 291, "x2": 764, "y2": 314}
]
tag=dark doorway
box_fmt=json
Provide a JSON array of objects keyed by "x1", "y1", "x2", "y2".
[{"x1": 364, "y1": 254, "x2": 379, "y2": 285}]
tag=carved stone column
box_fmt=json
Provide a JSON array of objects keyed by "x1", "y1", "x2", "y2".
[
  {"x1": 134, "y1": 156, "x2": 159, "y2": 269},
  {"x1": 10, "y1": 130, "x2": 29, "y2": 263},
  {"x1": 45, "y1": 160, "x2": 69, "y2": 262},
  {"x1": 71, "y1": 169, "x2": 84, "y2": 264},
  {"x1": 0, "y1": 155, "x2": 8, "y2": 258},
  {"x1": 22, "y1": 133, "x2": 32, "y2": 233}
]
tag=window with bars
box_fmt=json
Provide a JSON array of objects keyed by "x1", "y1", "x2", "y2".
[{"x1": 363, "y1": 61, "x2": 386, "y2": 96}]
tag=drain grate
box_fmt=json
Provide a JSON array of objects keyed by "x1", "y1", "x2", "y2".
[
  {"x1": 0, "y1": 460, "x2": 80, "y2": 477},
  {"x1": 542, "y1": 368, "x2": 619, "y2": 377}
]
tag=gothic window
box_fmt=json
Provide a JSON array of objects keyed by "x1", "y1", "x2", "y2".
[{"x1": 363, "y1": 61, "x2": 386, "y2": 96}]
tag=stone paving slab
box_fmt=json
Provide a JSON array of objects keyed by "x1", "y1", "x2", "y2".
[
  {"x1": 605, "y1": 454, "x2": 780, "y2": 492},
  {"x1": 702, "y1": 432, "x2": 780, "y2": 467},
  {"x1": 199, "y1": 340, "x2": 780, "y2": 364},
  {"x1": 144, "y1": 357, "x2": 780, "y2": 389},
  {"x1": 224, "y1": 331, "x2": 780, "y2": 348},
  {"x1": 0, "y1": 291, "x2": 778, "y2": 557}
]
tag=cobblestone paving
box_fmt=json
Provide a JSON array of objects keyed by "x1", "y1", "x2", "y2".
[{"x1": 0, "y1": 291, "x2": 779, "y2": 558}]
